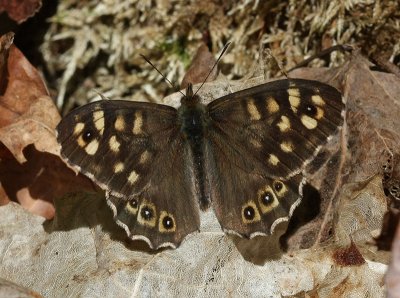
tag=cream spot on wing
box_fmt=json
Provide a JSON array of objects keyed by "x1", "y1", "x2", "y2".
[
  {"x1": 250, "y1": 138, "x2": 262, "y2": 149},
  {"x1": 77, "y1": 135, "x2": 86, "y2": 147},
  {"x1": 268, "y1": 154, "x2": 280, "y2": 166},
  {"x1": 277, "y1": 115, "x2": 291, "y2": 132},
  {"x1": 133, "y1": 111, "x2": 143, "y2": 135},
  {"x1": 109, "y1": 135, "x2": 120, "y2": 152},
  {"x1": 288, "y1": 88, "x2": 300, "y2": 113},
  {"x1": 85, "y1": 139, "x2": 99, "y2": 155},
  {"x1": 93, "y1": 111, "x2": 104, "y2": 135},
  {"x1": 301, "y1": 115, "x2": 318, "y2": 130},
  {"x1": 247, "y1": 99, "x2": 261, "y2": 120},
  {"x1": 280, "y1": 141, "x2": 294, "y2": 153},
  {"x1": 266, "y1": 97, "x2": 279, "y2": 113},
  {"x1": 288, "y1": 88, "x2": 300, "y2": 97},
  {"x1": 139, "y1": 150, "x2": 150, "y2": 164},
  {"x1": 315, "y1": 107, "x2": 324, "y2": 120},
  {"x1": 128, "y1": 170, "x2": 139, "y2": 184},
  {"x1": 311, "y1": 94, "x2": 325, "y2": 106},
  {"x1": 74, "y1": 122, "x2": 85, "y2": 135},
  {"x1": 114, "y1": 162, "x2": 124, "y2": 173},
  {"x1": 114, "y1": 115, "x2": 125, "y2": 131}
]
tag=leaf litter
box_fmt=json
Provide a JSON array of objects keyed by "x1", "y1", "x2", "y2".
[
  {"x1": 0, "y1": 32, "x2": 399, "y2": 296},
  {"x1": 1, "y1": 0, "x2": 400, "y2": 295}
]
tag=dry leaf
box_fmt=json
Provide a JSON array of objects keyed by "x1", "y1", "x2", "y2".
[
  {"x1": 0, "y1": 33, "x2": 95, "y2": 218},
  {"x1": 180, "y1": 44, "x2": 218, "y2": 89},
  {"x1": 0, "y1": 278, "x2": 42, "y2": 298},
  {"x1": 0, "y1": 195, "x2": 386, "y2": 297},
  {"x1": 0, "y1": 0, "x2": 42, "y2": 24},
  {"x1": 0, "y1": 33, "x2": 56, "y2": 162}
]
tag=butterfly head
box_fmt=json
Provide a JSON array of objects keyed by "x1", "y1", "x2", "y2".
[{"x1": 181, "y1": 83, "x2": 201, "y2": 106}]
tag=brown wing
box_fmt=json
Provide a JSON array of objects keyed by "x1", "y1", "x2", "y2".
[
  {"x1": 206, "y1": 79, "x2": 344, "y2": 237},
  {"x1": 106, "y1": 138, "x2": 200, "y2": 249},
  {"x1": 57, "y1": 100, "x2": 200, "y2": 248}
]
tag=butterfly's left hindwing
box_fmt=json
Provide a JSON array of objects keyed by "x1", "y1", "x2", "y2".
[
  {"x1": 206, "y1": 79, "x2": 344, "y2": 237},
  {"x1": 57, "y1": 100, "x2": 200, "y2": 248}
]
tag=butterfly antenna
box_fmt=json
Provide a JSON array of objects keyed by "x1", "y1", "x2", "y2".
[
  {"x1": 93, "y1": 88, "x2": 110, "y2": 101},
  {"x1": 140, "y1": 54, "x2": 185, "y2": 97},
  {"x1": 193, "y1": 42, "x2": 231, "y2": 97}
]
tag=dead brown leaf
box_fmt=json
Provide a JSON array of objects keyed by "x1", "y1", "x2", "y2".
[
  {"x1": 180, "y1": 44, "x2": 217, "y2": 89},
  {"x1": 0, "y1": 31, "x2": 58, "y2": 163},
  {"x1": 0, "y1": 0, "x2": 42, "y2": 24},
  {"x1": 0, "y1": 33, "x2": 95, "y2": 219},
  {"x1": 332, "y1": 240, "x2": 366, "y2": 266},
  {"x1": 283, "y1": 49, "x2": 400, "y2": 252}
]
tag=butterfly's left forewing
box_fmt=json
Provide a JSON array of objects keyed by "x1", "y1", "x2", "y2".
[{"x1": 206, "y1": 79, "x2": 344, "y2": 237}]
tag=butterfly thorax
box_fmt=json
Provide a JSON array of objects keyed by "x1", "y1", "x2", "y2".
[
  {"x1": 178, "y1": 84, "x2": 210, "y2": 142},
  {"x1": 178, "y1": 99, "x2": 209, "y2": 140}
]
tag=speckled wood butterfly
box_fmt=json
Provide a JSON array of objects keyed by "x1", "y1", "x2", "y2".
[{"x1": 56, "y1": 78, "x2": 344, "y2": 249}]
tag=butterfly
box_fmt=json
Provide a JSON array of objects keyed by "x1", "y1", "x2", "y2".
[{"x1": 56, "y1": 78, "x2": 344, "y2": 249}]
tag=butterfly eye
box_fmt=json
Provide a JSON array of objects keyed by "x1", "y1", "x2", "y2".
[
  {"x1": 125, "y1": 199, "x2": 139, "y2": 215},
  {"x1": 141, "y1": 206, "x2": 154, "y2": 220},
  {"x1": 273, "y1": 181, "x2": 283, "y2": 192},
  {"x1": 305, "y1": 104, "x2": 317, "y2": 116},
  {"x1": 129, "y1": 199, "x2": 138, "y2": 209},
  {"x1": 162, "y1": 216, "x2": 174, "y2": 230},
  {"x1": 260, "y1": 191, "x2": 274, "y2": 206},
  {"x1": 243, "y1": 206, "x2": 256, "y2": 220},
  {"x1": 257, "y1": 185, "x2": 280, "y2": 215},
  {"x1": 82, "y1": 129, "x2": 95, "y2": 142},
  {"x1": 137, "y1": 202, "x2": 157, "y2": 227},
  {"x1": 241, "y1": 202, "x2": 261, "y2": 224},
  {"x1": 159, "y1": 212, "x2": 176, "y2": 232}
]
